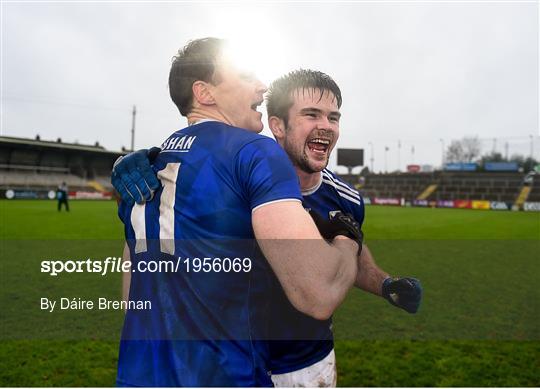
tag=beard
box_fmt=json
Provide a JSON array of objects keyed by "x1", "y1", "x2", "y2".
[{"x1": 282, "y1": 130, "x2": 330, "y2": 174}]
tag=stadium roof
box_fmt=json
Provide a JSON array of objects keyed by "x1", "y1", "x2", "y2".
[{"x1": 0, "y1": 135, "x2": 125, "y2": 155}]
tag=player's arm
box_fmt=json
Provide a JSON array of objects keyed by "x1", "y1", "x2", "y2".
[
  {"x1": 122, "y1": 242, "x2": 131, "y2": 308},
  {"x1": 354, "y1": 244, "x2": 389, "y2": 295},
  {"x1": 253, "y1": 201, "x2": 359, "y2": 321}
]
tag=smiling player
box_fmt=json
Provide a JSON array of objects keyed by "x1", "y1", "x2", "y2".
[
  {"x1": 265, "y1": 70, "x2": 422, "y2": 386},
  {"x1": 113, "y1": 66, "x2": 422, "y2": 387}
]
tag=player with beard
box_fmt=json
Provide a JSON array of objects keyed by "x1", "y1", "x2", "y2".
[
  {"x1": 112, "y1": 68, "x2": 422, "y2": 387},
  {"x1": 264, "y1": 70, "x2": 422, "y2": 387}
]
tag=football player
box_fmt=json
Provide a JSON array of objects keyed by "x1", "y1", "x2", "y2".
[
  {"x1": 113, "y1": 38, "x2": 361, "y2": 387},
  {"x1": 265, "y1": 70, "x2": 422, "y2": 386}
]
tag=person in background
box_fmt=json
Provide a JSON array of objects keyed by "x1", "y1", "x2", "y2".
[{"x1": 56, "y1": 182, "x2": 69, "y2": 212}]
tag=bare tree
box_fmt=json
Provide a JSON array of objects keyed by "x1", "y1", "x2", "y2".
[
  {"x1": 446, "y1": 137, "x2": 481, "y2": 163},
  {"x1": 446, "y1": 140, "x2": 464, "y2": 163},
  {"x1": 461, "y1": 137, "x2": 481, "y2": 162}
]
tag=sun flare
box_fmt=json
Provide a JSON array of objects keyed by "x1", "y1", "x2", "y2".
[{"x1": 213, "y1": 17, "x2": 293, "y2": 86}]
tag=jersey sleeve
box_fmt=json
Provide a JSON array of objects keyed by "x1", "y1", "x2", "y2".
[
  {"x1": 117, "y1": 200, "x2": 137, "y2": 240},
  {"x1": 338, "y1": 180, "x2": 365, "y2": 228},
  {"x1": 235, "y1": 138, "x2": 302, "y2": 210}
]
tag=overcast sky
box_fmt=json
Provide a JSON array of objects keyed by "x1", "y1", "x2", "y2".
[{"x1": 1, "y1": 1, "x2": 538, "y2": 173}]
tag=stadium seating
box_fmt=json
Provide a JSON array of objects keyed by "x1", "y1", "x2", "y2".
[
  {"x1": 0, "y1": 136, "x2": 124, "y2": 194},
  {"x1": 359, "y1": 173, "x2": 435, "y2": 200},
  {"x1": 0, "y1": 170, "x2": 89, "y2": 190},
  {"x1": 430, "y1": 172, "x2": 524, "y2": 202},
  {"x1": 526, "y1": 177, "x2": 540, "y2": 202},
  {"x1": 352, "y1": 171, "x2": 528, "y2": 203}
]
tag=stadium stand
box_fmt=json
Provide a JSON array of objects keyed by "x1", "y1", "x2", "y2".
[
  {"x1": 429, "y1": 172, "x2": 525, "y2": 203},
  {"x1": 350, "y1": 171, "x2": 528, "y2": 204},
  {"x1": 358, "y1": 173, "x2": 434, "y2": 200},
  {"x1": 0, "y1": 136, "x2": 124, "y2": 197},
  {"x1": 525, "y1": 174, "x2": 540, "y2": 202}
]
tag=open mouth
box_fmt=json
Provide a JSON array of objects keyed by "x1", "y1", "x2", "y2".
[{"x1": 307, "y1": 138, "x2": 331, "y2": 154}]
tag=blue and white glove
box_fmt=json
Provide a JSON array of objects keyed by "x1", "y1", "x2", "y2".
[
  {"x1": 382, "y1": 277, "x2": 422, "y2": 314},
  {"x1": 111, "y1": 147, "x2": 161, "y2": 205}
]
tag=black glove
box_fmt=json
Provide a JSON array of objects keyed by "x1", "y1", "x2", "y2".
[
  {"x1": 382, "y1": 277, "x2": 423, "y2": 314},
  {"x1": 308, "y1": 209, "x2": 363, "y2": 250}
]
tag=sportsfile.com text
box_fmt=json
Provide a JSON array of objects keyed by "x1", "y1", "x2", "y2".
[{"x1": 41, "y1": 257, "x2": 252, "y2": 276}]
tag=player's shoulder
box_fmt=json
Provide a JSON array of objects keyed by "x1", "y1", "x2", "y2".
[
  {"x1": 220, "y1": 123, "x2": 277, "y2": 149},
  {"x1": 215, "y1": 124, "x2": 285, "y2": 161},
  {"x1": 320, "y1": 169, "x2": 363, "y2": 206},
  {"x1": 156, "y1": 121, "x2": 276, "y2": 162}
]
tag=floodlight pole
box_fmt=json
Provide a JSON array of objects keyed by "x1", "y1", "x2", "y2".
[
  {"x1": 131, "y1": 105, "x2": 137, "y2": 151},
  {"x1": 368, "y1": 142, "x2": 374, "y2": 173},
  {"x1": 440, "y1": 138, "x2": 445, "y2": 167},
  {"x1": 397, "y1": 140, "x2": 401, "y2": 172}
]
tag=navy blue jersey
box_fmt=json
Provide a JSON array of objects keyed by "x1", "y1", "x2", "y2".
[
  {"x1": 116, "y1": 121, "x2": 302, "y2": 387},
  {"x1": 268, "y1": 169, "x2": 364, "y2": 374}
]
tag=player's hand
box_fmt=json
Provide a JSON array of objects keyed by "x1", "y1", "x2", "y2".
[
  {"x1": 308, "y1": 210, "x2": 363, "y2": 251},
  {"x1": 111, "y1": 147, "x2": 161, "y2": 205},
  {"x1": 382, "y1": 277, "x2": 422, "y2": 313}
]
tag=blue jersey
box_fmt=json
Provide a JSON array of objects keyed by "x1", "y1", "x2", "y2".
[
  {"x1": 268, "y1": 169, "x2": 364, "y2": 374},
  {"x1": 116, "y1": 121, "x2": 302, "y2": 387}
]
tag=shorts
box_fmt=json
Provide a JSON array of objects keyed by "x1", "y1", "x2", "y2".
[{"x1": 271, "y1": 349, "x2": 337, "y2": 387}]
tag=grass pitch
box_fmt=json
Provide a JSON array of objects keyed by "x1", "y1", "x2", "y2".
[{"x1": 1, "y1": 200, "x2": 539, "y2": 386}]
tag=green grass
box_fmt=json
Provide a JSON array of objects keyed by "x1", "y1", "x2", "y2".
[
  {"x1": 337, "y1": 340, "x2": 540, "y2": 387},
  {"x1": 363, "y1": 205, "x2": 540, "y2": 239},
  {"x1": 0, "y1": 199, "x2": 122, "y2": 239},
  {"x1": 1, "y1": 200, "x2": 539, "y2": 386}
]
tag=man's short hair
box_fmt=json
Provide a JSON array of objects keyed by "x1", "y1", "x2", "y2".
[
  {"x1": 169, "y1": 37, "x2": 225, "y2": 116},
  {"x1": 266, "y1": 69, "x2": 342, "y2": 126}
]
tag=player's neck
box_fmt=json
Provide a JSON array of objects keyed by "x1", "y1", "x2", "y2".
[
  {"x1": 187, "y1": 108, "x2": 230, "y2": 127},
  {"x1": 296, "y1": 168, "x2": 322, "y2": 192}
]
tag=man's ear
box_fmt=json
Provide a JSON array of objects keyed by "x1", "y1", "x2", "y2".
[
  {"x1": 268, "y1": 116, "x2": 286, "y2": 141},
  {"x1": 192, "y1": 81, "x2": 215, "y2": 106}
]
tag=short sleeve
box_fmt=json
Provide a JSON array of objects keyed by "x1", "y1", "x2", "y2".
[
  {"x1": 235, "y1": 138, "x2": 302, "y2": 210},
  {"x1": 117, "y1": 200, "x2": 138, "y2": 241},
  {"x1": 338, "y1": 180, "x2": 365, "y2": 228}
]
